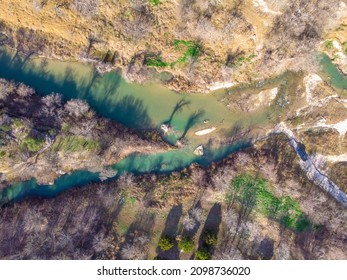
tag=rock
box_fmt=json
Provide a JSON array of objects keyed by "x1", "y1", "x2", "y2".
[
  {"x1": 194, "y1": 145, "x2": 204, "y2": 156},
  {"x1": 160, "y1": 124, "x2": 170, "y2": 134}
]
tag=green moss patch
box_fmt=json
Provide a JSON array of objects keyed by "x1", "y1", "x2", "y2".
[
  {"x1": 22, "y1": 136, "x2": 44, "y2": 152},
  {"x1": 53, "y1": 135, "x2": 100, "y2": 153},
  {"x1": 228, "y1": 174, "x2": 310, "y2": 232}
]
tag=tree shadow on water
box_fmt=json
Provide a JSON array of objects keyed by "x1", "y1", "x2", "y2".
[
  {"x1": 79, "y1": 68, "x2": 101, "y2": 98},
  {"x1": 180, "y1": 109, "x2": 205, "y2": 139},
  {"x1": 156, "y1": 204, "x2": 182, "y2": 260},
  {"x1": 9, "y1": 50, "x2": 34, "y2": 68},
  {"x1": 165, "y1": 99, "x2": 191, "y2": 126},
  {"x1": 0, "y1": 50, "x2": 153, "y2": 131},
  {"x1": 108, "y1": 95, "x2": 153, "y2": 130}
]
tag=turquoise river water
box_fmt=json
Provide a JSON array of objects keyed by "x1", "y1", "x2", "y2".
[{"x1": 0, "y1": 50, "x2": 345, "y2": 205}]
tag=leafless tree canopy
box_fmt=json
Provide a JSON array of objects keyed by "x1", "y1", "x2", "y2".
[
  {"x1": 64, "y1": 99, "x2": 90, "y2": 118},
  {"x1": 264, "y1": 0, "x2": 345, "y2": 72},
  {"x1": 72, "y1": 0, "x2": 99, "y2": 17}
]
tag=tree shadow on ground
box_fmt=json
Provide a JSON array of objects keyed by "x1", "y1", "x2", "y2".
[
  {"x1": 194, "y1": 203, "x2": 222, "y2": 259},
  {"x1": 117, "y1": 209, "x2": 156, "y2": 259},
  {"x1": 156, "y1": 204, "x2": 182, "y2": 260},
  {"x1": 256, "y1": 237, "x2": 274, "y2": 260}
]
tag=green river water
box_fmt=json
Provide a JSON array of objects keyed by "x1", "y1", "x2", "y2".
[{"x1": 0, "y1": 50, "x2": 344, "y2": 204}]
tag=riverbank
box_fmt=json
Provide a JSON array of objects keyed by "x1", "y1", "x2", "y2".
[
  {"x1": 1, "y1": 132, "x2": 346, "y2": 260},
  {"x1": 1, "y1": 46, "x2": 347, "y2": 204},
  {"x1": 1, "y1": 0, "x2": 345, "y2": 93},
  {"x1": 0, "y1": 78, "x2": 169, "y2": 186}
]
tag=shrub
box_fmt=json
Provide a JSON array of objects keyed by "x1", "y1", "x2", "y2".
[
  {"x1": 149, "y1": 0, "x2": 161, "y2": 5},
  {"x1": 22, "y1": 136, "x2": 44, "y2": 152},
  {"x1": 195, "y1": 247, "x2": 211, "y2": 260},
  {"x1": 0, "y1": 124, "x2": 10, "y2": 132},
  {"x1": 172, "y1": 40, "x2": 201, "y2": 65},
  {"x1": 202, "y1": 231, "x2": 218, "y2": 247},
  {"x1": 158, "y1": 236, "x2": 174, "y2": 251},
  {"x1": 324, "y1": 40, "x2": 334, "y2": 49},
  {"x1": 178, "y1": 236, "x2": 194, "y2": 252},
  {"x1": 145, "y1": 56, "x2": 169, "y2": 67}
]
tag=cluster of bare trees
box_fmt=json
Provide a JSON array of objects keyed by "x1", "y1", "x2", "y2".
[
  {"x1": 264, "y1": 0, "x2": 344, "y2": 73},
  {"x1": 71, "y1": 0, "x2": 99, "y2": 17},
  {"x1": 122, "y1": 0, "x2": 155, "y2": 42},
  {"x1": 0, "y1": 181, "x2": 123, "y2": 259},
  {"x1": 0, "y1": 78, "x2": 166, "y2": 185},
  {"x1": 177, "y1": 0, "x2": 251, "y2": 45},
  {"x1": 33, "y1": 0, "x2": 99, "y2": 17},
  {"x1": 15, "y1": 28, "x2": 48, "y2": 59},
  {"x1": 0, "y1": 20, "x2": 14, "y2": 48}
]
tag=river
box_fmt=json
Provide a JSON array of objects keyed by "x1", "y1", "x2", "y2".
[{"x1": 0, "y1": 49, "x2": 344, "y2": 205}]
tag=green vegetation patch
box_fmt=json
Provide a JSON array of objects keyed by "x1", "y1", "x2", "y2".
[
  {"x1": 195, "y1": 246, "x2": 211, "y2": 260},
  {"x1": 0, "y1": 124, "x2": 11, "y2": 132},
  {"x1": 228, "y1": 174, "x2": 310, "y2": 232},
  {"x1": 234, "y1": 54, "x2": 256, "y2": 66},
  {"x1": 195, "y1": 230, "x2": 218, "y2": 260},
  {"x1": 158, "y1": 236, "x2": 174, "y2": 251},
  {"x1": 178, "y1": 236, "x2": 194, "y2": 252},
  {"x1": 145, "y1": 54, "x2": 169, "y2": 67},
  {"x1": 12, "y1": 118, "x2": 24, "y2": 128},
  {"x1": 149, "y1": 0, "x2": 161, "y2": 5},
  {"x1": 22, "y1": 136, "x2": 44, "y2": 153},
  {"x1": 202, "y1": 230, "x2": 218, "y2": 247},
  {"x1": 0, "y1": 150, "x2": 6, "y2": 157},
  {"x1": 53, "y1": 135, "x2": 100, "y2": 153},
  {"x1": 324, "y1": 40, "x2": 334, "y2": 49},
  {"x1": 145, "y1": 40, "x2": 202, "y2": 68},
  {"x1": 172, "y1": 40, "x2": 202, "y2": 65}
]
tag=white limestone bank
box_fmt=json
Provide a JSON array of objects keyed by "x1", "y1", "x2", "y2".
[
  {"x1": 208, "y1": 82, "x2": 234, "y2": 91},
  {"x1": 273, "y1": 123, "x2": 347, "y2": 207}
]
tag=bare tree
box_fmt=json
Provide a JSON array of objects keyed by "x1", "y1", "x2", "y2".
[
  {"x1": 72, "y1": 0, "x2": 99, "y2": 17},
  {"x1": 117, "y1": 172, "x2": 135, "y2": 188},
  {"x1": 99, "y1": 167, "x2": 118, "y2": 181},
  {"x1": 23, "y1": 209, "x2": 48, "y2": 233},
  {"x1": 211, "y1": 166, "x2": 234, "y2": 191},
  {"x1": 191, "y1": 167, "x2": 207, "y2": 187},
  {"x1": 16, "y1": 83, "x2": 35, "y2": 97},
  {"x1": 122, "y1": 0, "x2": 155, "y2": 42},
  {"x1": 93, "y1": 231, "x2": 113, "y2": 253},
  {"x1": 120, "y1": 232, "x2": 149, "y2": 260},
  {"x1": 183, "y1": 206, "x2": 203, "y2": 232},
  {"x1": 64, "y1": 99, "x2": 90, "y2": 118},
  {"x1": 40, "y1": 93, "x2": 63, "y2": 117}
]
